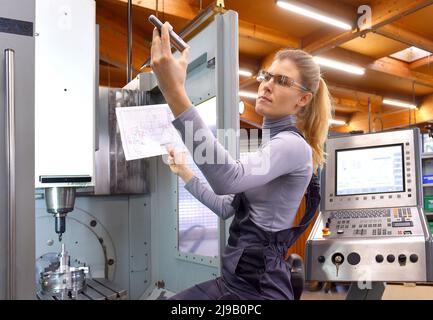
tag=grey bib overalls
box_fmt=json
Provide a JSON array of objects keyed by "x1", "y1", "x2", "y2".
[{"x1": 171, "y1": 127, "x2": 321, "y2": 300}]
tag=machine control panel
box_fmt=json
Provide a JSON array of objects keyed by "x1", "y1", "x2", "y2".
[
  {"x1": 306, "y1": 206, "x2": 428, "y2": 282},
  {"x1": 321, "y1": 207, "x2": 423, "y2": 238},
  {"x1": 306, "y1": 128, "x2": 432, "y2": 283}
]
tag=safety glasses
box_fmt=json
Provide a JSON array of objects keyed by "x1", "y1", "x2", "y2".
[{"x1": 256, "y1": 69, "x2": 310, "y2": 92}]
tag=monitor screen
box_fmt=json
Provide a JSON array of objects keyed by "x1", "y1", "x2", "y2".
[{"x1": 335, "y1": 144, "x2": 405, "y2": 196}]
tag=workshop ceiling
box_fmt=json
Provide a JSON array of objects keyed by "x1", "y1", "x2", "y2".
[
  {"x1": 96, "y1": 0, "x2": 433, "y2": 129},
  {"x1": 340, "y1": 33, "x2": 408, "y2": 60}
]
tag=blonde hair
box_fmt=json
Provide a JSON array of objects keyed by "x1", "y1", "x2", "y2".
[{"x1": 274, "y1": 49, "x2": 333, "y2": 171}]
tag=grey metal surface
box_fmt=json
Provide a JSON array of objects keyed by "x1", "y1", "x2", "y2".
[
  {"x1": 5, "y1": 48, "x2": 16, "y2": 299},
  {"x1": 36, "y1": 194, "x2": 151, "y2": 299},
  {"x1": 306, "y1": 128, "x2": 431, "y2": 283},
  {"x1": 122, "y1": 72, "x2": 158, "y2": 91},
  {"x1": 37, "y1": 278, "x2": 127, "y2": 300},
  {"x1": 92, "y1": 87, "x2": 149, "y2": 195},
  {"x1": 215, "y1": 11, "x2": 240, "y2": 269},
  {"x1": 45, "y1": 187, "x2": 76, "y2": 215},
  {"x1": 0, "y1": 0, "x2": 35, "y2": 299},
  {"x1": 306, "y1": 208, "x2": 427, "y2": 282}
]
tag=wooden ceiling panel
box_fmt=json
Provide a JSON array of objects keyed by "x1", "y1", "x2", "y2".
[
  {"x1": 338, "y1": 0, "x2": 372, "y2": 6},
  {"x1": 339, "y1": 33, "x2": 408, "y2": 59},
  {"x1": 413, "y1": 63, "x2": 433, "y2": 76},
  {"x1": 97, "y1": 0, "x2": 192, "y2": 37},
  {"x1": 397, "y1": 4, "x2": 433, "y2": 38},
  {"x1": 239, "y1": 37, "x2": 281, "y2": 59},
  {"x1": 224, "y1": 0, "x2": 329, "y2": 38},
  {"x1": 322, "y1": 67, "x2": 433, "y2": 97}
]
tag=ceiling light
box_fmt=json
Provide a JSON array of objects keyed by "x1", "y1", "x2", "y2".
[
  {"x1": 239, "y1": 101, "x2": 245, "y2": 114},
  {"x1": 329, "y1": 119, "x2": 347, "y2": 126},
  {"x1": 239, "y1": 69, "x2": 253, "y2": 77},
  {"x1": 383, "y1": 98, "x2": 417, "y2": 109},
  {"x1": 239, "y1": 91, "x2": 258, "y2": 99},
  {"x1": 313, "y1": 56, "x2": 365, "y2": 75},
  {"x1": 276, "y1": 1, "x2": 352, "y2": 30}
]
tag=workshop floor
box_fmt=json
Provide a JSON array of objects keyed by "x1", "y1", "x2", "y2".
[{"x1": 301, "y1": 282, "x2": 350, "y2": 300}]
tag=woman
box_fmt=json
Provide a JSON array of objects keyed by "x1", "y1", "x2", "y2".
[{"x1": 151, "y1": 22, "x2": 332, "y2": 300}]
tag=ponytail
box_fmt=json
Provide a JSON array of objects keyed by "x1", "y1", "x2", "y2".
[{"x1": 296, "y1": 78, "x2": 332, "y2": 171}]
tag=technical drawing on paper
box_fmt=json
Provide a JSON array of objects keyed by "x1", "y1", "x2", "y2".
[{"x1": 116, "y1": 104, "x2": 185, "y2": 160}]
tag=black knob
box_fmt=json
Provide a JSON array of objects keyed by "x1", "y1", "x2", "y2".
[
  {"x1": 398, "y1": 254, "x2": 407, "y2": 265},
  {"x1": 375, "y1": 255, "x2": 384, "y2": 263},
  {"x1": 387, "y1": 254, "x2": 395, "y2": 263},
  {"x1": 347, "y1": 252, "x2": 361, "y2": 265},
  {"x1": 325, "y1": 222, "x2": 330, "y2": 228},
  {"x1": 410, "y1": 254, "x2": 419, "y2": 263},
  {"x1": 318, "y1": 256, "x2": 326, "y2": 264}
]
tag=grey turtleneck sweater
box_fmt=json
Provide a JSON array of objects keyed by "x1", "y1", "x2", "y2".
[{"x1": 172, "y1": 107, "x2": 313, "y2": 231}]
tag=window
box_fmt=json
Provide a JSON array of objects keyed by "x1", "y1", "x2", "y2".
[{"x1": 178, "y1": 97, "x2": 218, "y2": 257}]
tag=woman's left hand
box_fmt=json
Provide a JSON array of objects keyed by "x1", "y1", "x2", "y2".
[{"x1": 151, "y1": 22, "x2": 191, "y2": 117}]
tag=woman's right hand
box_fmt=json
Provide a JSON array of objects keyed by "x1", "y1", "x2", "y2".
[
  {"x1": 166, "y1": 146, "x2": 194, "y2": 183},
  {"x1": 150, "y1": 22, "x2": 191, "y2": 117}
]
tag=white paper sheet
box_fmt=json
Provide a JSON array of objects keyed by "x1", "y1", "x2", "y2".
[{"x1": 115, "y1": 104, "x2": 185, "y2": 160}]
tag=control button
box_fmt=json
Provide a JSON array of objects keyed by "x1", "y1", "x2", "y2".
[
  {"x1": 337, "y1": 229, "x2": 344, "y2": 235},
  {"x1": 387, "y1": 254, "x2": 395, "y2": 263},
  {"x1": 375, "y1": 255, "x2": 384, "y2": 263},
  {"x1": 347, "y1": 252, "x2": 361, "y2": 265},
  {"x1": 322, "y1": 228, "x2": 331, "y2": 236},
  {"x1": 410, "y1": 254, "x2": 419, "y2": 263},
  {"x1": 318, "y1": 256, "x2": 326, "y2": 264},
  {"x1": 398, "y1": 254, "x2": 407, "y2": 265}
]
